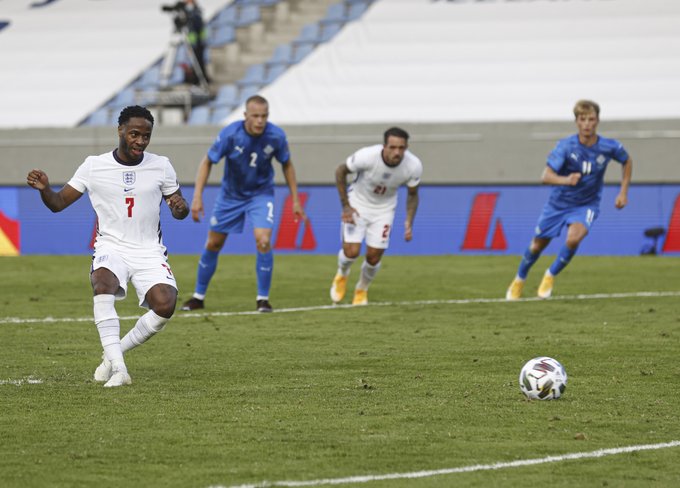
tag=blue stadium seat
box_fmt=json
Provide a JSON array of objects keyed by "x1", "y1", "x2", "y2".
[
  {"x1": 134, "y1": 64, "x2": 161, "y2": 90},
  {"x1": 83, "y1": 107, "x2": 113, "y2": 126},
  {"x1": 106, "y1": 87, "x2": 136, "y2": 108},
  {"x1": 235, "y1": 5, "x2": 261, "y2": 26},
  {"x1": 238, "y1": 85, "x2": 260, "y2": 104},
  {"x1": 291, "y1": 42, "x2": 315, "y2": 63},
  {"x1": 210, "y1": 105, "x2": 233, "y2": 124},
  {"x1": 295, "y1": 23, "x2": 321, "y2": 44},
  {"x1": 188, "y1": 105, "x2": 212, "y2": 125},
  {"x1": 234, "y1": 0, "x2": 279, "y2": 6},
  {"x1": 110, "y1": 107, "x2": 133, "y2": 124},
  {"x1": 347, "y1": 1, "x2": 370, "y2": 20},
  {"x1": 323, "y1": 3, "x2": 348, "y2": 23},
  {"x1": 320, "y1": 21, "x2": 343, "y2": 42},
  {"x1": 291, "y1": 23, "x2": 320, "y2": 61},
  {"x1": 211, "y1": 4, "x2": 260, "y2": 28},
  {"x1": 264, "y1": 63, "x2": 287, "y2": 84},
  {"x1": 268, "y1": 44, "x2": 293, "y2": 65},
  {"x1": 209, "y1": 24, "x2": 236, "y2": 46},
  {"x1": 211, "y1": 84, "x2": 239, "y2": 108},
  {"x1": 169, "y1": 65, "x2": 185, "y2": 85},
  {"x1": 212, "y1": 6, "x2": 237, "y2": 27},
  {"x1": 236, "y1": 64, "x2": 266, "y2": 88}
]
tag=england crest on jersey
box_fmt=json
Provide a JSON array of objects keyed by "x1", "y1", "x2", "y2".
[{"x1": 123, "y1": 171, "x2": 136, "y2": 185}]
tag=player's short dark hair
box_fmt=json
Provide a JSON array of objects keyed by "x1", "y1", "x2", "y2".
[
  {"x1": 118, "y1": 105, "x2": 155, "y2": 127},
  {"x1": 383, "y1": 127, "x2": 409, "y2": 144}
]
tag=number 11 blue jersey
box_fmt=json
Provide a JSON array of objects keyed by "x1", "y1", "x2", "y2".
[{"x1": 546, "y1": 134, "x2": 629, "y2": 209}]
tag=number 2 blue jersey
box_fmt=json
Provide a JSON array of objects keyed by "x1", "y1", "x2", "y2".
[
  {"x1": 207, "y1": 120, "x2": 290, "y2": 201},
  {"x1": 546, "y1": 134, "x2": 629, "y2": 209}
]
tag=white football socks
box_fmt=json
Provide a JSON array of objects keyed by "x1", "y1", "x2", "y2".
[
  {"x1": 121, "y1": 310, "x2": 168, "y2": 352},
  {"x1": 337, "y1": 249, "x2": 356, "y2": 276},
  {"x1": 93, "y1": 294, "x2": 126, "y2": 374},
  {"x1": 357, "y1": 260, "x2": 381, "y2": 290}
]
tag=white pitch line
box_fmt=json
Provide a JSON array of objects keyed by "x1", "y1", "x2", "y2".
[
  {"x1": 1, "y1": 290, "x2": 680, "y2": 326},
  {"x1": 218, "y1": 440, "x2": 680, "y2": 488},
  {"x1": 0, "y1": 377, "x2": 43, "y2": 386}
]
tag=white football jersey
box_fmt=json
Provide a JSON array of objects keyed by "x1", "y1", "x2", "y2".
[
  {"x1": 67, "y1": 150, "x2": 180, "y2": 255},
  {"x1": 346, "y1": 144, "x2": 423, "y2": 211}
]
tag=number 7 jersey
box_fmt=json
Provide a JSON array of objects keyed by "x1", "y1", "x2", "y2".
[
  {"x1": 67, "y1": 150, "x2": 180, "y2": 254},
  {"x1": 346, "y1": 144, "x2": 423, "y2": 212}
]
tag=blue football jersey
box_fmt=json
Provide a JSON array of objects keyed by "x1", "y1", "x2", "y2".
[
  {"x1": 207, "y1": 120, "x2": 290, "y2": 200},
  {"x1": 546, "y1": 134, "x2": 629, "y2": 209}
]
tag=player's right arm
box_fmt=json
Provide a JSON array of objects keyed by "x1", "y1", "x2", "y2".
[
  {"x1": 190, "y1": 155, "x2": 213, "y2": 222},
  {"x1": 543, "y1": 139, "x2": 581, "y2": 186},
  {"x1": 27, "y1": 169, "x2": 82, "y2": 212},
  {"x1": 541, "y1": 166, "x2": 581, "y2": 186},
  {"x1": 335, "y1": 163, "x2": 358, "y2": 224}
]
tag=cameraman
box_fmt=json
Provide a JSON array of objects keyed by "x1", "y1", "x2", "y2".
[{"x1": 163, "y1": 0, "x2": 209, "y2": 84}]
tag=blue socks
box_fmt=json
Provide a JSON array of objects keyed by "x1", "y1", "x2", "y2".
[
  {"x1": 517, "y1": 248, "x2": 541, "y2": 280},
  {"x1": 549, "y1": 245, "x2": 577, "y2": 276},
  {"x1": 256, "y1": 250, "x2": 273, "y2": 298},
  {"x1": 194, "y1": 249, "x2": 275, "y2": 299},
  {"x1": 195, "y1": 249, "x2": 219, "y2": 295}
]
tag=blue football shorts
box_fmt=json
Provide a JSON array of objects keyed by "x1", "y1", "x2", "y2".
[
  {"x1": 209, "y1": 193, "x2": 275, "y2": 234},
  {"x1": 534, "y1": 203, "x2": 599, "y2": 239}
]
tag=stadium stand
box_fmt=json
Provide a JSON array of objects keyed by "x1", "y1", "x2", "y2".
[
  {"x1": 188, "y1": 0, "x2": 371, "y2": 125},
  {"x1": 186, "y1": 104, "x2": 212, "y2": 124},
  {"x1": 1, "y1": 0, "x2": 679, "y2": 129},
  {"x1": 220, "y1": 0, "x2": 680, "y2": 126},
  {"x1": 85, "y1": 0, "x2": 358, "y2": 126},
  {"x1": 0, "y1": 0, "x2": 228, "y2": 128},
  {"x1": 0, "y1": 0, "x2": 370, "y2": 127},
  {"x1": 212, "y1": 84, "x2": 240, "y2": 108}
]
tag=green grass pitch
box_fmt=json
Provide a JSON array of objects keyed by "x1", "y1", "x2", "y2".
[{"x1": 1, "y1": 254, "x2": 679, "y2": 487}]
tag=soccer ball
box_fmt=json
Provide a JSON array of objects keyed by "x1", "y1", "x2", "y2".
[{"x1": 519, "y1": 356, "x2": 567, "y2": 400}]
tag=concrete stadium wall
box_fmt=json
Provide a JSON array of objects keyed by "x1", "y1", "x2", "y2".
[{"x1": 2, "y1": 119, "x2": 680, "y2": 186}]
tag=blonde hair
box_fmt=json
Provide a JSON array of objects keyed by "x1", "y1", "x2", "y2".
[{"x1": 573, "y1": 99, "x2": 600, "y2": 118}]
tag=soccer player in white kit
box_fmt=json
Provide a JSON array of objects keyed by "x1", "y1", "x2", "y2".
[
  {"x1": 26, "y1": 106, "x2": 189, "y2": 388},
  {"x1": 330, "y1": 127, "x2": 423, "y2": 305}
]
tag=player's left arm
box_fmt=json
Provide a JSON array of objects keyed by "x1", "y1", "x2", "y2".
[
  {"x1": 281, "y1": 160, "x2": 307, "y2": 222},
  {"x1": 615, "y1": 157, "x2": 633, "y2": 209},
  {"x1": 404, "y1": 185, "x2": 419, "y2": 242},
  {"x1": 164, "y1": 189, "x2": 190, "y2": 220}
]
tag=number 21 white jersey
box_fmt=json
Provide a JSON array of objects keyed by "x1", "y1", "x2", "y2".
[
  {"x1": 346, "y1": 144, "x2": 423, "y2": 212},
  {"x1": 67, "y1": 150, "x2": 180, "y2": 255}
]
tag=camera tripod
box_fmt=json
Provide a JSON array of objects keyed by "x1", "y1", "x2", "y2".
[{"x1": 159, "y1": 27, "x2": 210, "y2": 91}]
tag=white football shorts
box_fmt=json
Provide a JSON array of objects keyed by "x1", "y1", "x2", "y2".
[
  {"x1": 342, "y1": 205, "x2": 395, "y2": 249},
  {"x1": 91, "y1": 245, "x2": 178, "y2": 307}
]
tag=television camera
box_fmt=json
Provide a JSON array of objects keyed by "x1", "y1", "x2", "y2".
[{"x1": 161, "y1": 1, "x2": 189, "y2": 32}]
